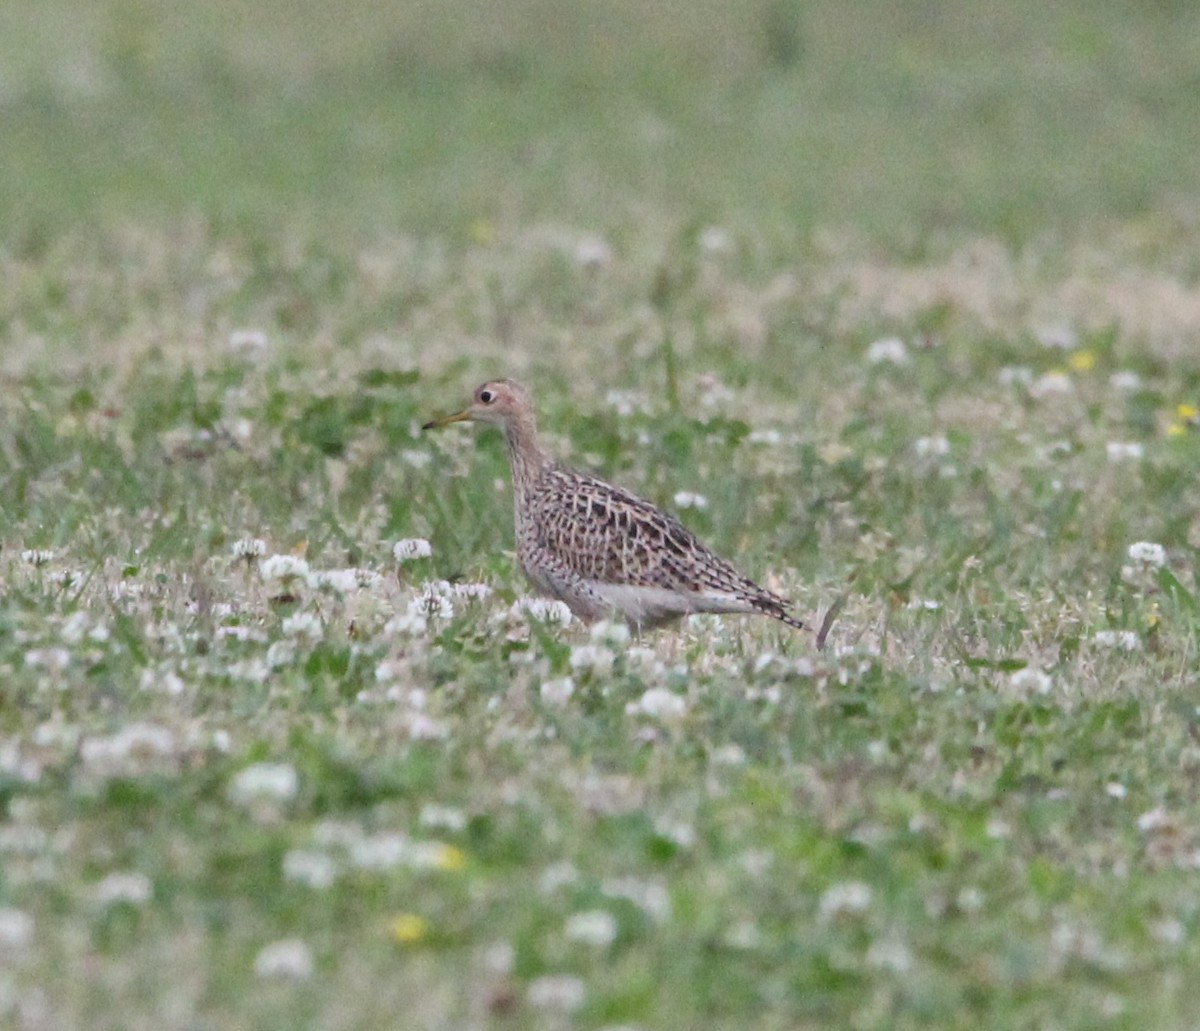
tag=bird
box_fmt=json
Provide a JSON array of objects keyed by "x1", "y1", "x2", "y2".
[{"x1": 422, "y1": 379, "x2": 807, "y2": 633}]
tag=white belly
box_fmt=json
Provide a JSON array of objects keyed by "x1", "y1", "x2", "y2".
[{"x1": 586, "y1": 582, "x2": 756, "y2": 628}]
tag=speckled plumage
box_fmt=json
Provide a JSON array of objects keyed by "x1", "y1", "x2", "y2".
[{"x1": 423, "y1": 379, "x2": 806, "y2": 633}]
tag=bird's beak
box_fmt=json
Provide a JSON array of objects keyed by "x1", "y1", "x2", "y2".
[{"x1": 421, "y1": 408, "x2": 473, "y2": 431}]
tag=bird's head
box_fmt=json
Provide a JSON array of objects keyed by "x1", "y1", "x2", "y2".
[{"x1": 422, "y1": 379, "x2": 533, "y2": 431}]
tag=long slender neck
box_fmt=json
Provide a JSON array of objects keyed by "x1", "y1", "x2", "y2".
[{"x1": 502, "y1": 410, "x2": 550, "y2": 494}]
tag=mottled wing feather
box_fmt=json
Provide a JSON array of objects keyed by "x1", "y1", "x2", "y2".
[{"x1": 528, "y1": 467, "x2": 799, "y2": 624}]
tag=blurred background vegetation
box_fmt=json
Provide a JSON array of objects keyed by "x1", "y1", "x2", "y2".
[{"x1": 3, "y1": 0, "x2": 1199, "y2": 252}]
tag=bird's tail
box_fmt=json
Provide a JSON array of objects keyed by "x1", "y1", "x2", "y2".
[{"x1": 761, "y1": 604, "x2": 806, "y2": 632}]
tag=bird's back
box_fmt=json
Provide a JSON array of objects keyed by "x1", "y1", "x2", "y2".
[{"x1": 517, "y1": 464, "x2": 803, "y2": 629}]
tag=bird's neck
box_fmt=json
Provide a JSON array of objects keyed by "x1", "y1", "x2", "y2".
[{"x1": 503, "y1": 412, "x2": 550, "y2": 493}]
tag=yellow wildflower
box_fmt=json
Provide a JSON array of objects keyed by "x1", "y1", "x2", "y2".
[
  {"x1": 1167, "y1": 405, "x2": 1198, "y2": 437},
  {"x1": 434, "y1": 844, "x2": 467, "y2": 872},
  {"x1": 470, "y1": 220, "x2": 497, "y2": 245},
  {"x1": 391, "y1": 913, "x2": 429, "y2": 945},
  {"x1": 1068, "y1": 350, "x2": 1096, "y2": 372}
]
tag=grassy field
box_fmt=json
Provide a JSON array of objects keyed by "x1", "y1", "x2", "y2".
[{"x1": 3, "y1": 1, "x2": 1200, "y2": 1028}]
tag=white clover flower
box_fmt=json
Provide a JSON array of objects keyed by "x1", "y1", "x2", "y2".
[
  {"x1": 1149, "y1": 919, "x2": 1186, "y2": 946},
  {"x1": 625, "y1": 687, "x2": 687, "y2": 720},
  {"x1": 739, "y1": 849, "x2": 774, "y2": 877},
  {"x1": 1105, "y1": 782, "x2": 1128, "y2": 799},
  {"x1": 228, "y1": 658, "x2": 270, "y2": 683},
  {"x1": 600, "y1": 876, "x2": 671, "y2": 923},
  {"x1": 32, "y1": 722, "x2": 78, "y2": 750},
  {"x1": 747, "y1": 428, "x2": 783, "y2": 446},
  {"x1": 1008, "y1": 667, "x2": 1052, "y2": 696},
  {"x1": 0, "y1": 908, "x2": 33, "y2": 949},
  {"x1": 110, "y1": 580, "x2": 145, "y2": 602},
  {"x1": 725, "y1": 920, "x2": 762, "y2": 950},
  {"x1": 1105, "y1": 442, "x2": 1144, "y2": 463},
  {"x1": 400, "y1": 449, "x2": 432, "y2": 469},
  {"x1": 564, "y1": 909, "x2": 618, "y2": 948},
  {"x1": 998, "y1": 366, "x2": 1034, "y2": 386},
  {"x1": 451, "y1": 581, "x2": 493, "y2": 602},
  {"x1": 1128, "y1": 541, "x2": 1166, "y2": 568},
  {"x1": 405, "y1": 840, "x2": 465, "y2": 870},
  {"x1": 957, "y1": 887, "x2": 985, "y2": 913},
  {"x1": 606, "y1": 390, "x2": 647, "y2": 417},
  {"x1": 1034, "y1": 324, "x2": 1077, "y2": 350},
  {"x1": 575, "y1": 235, "x2": 613, "y2": 270},
  {"x1": 589, "y1": 620, "x2": 631, "y2": 647},
  {"x1": 866, "y1": 938, "x2": 913, "y2": 974},
  {"x1": 406, "y1": 713, "x2": 449, "y2": 740},
  {"x1": 412, "y1": 581, "x2": 455, "y2": 620},
  {"x1": 986, "y1": 818, "x2": 1011, "y2": 839},
  {"x1": 232, "y1": 537, "x2": 267, "y2": 560},
  {"x1": 25, "y1": 647, "x2": 71, "y2": 672},
  {"x1": 138, "y1": 667, "x2": 186, "y2": 696},
  {"x1": 260, "y1": 554, "x2": 310, "y2": 585},
  {"x1": 528, "y1": 974, "x2": 586, "y2": 1013},
  {"x1": 0, "y1": 744, "x2": 39, "y2": 786},
  {"x1": 1093, "y1": 630, "x2": 1140, "y2": 651},
  {"x1": 254, "y1": 938, "x2": 313, "y2": 981},
  {"x1": 60, "y1": 611, "x2": 91, "y2": 644},
  {"x1": 1029, "y1": 372, "x2": 1074, "y2": 399},
  {"x1": 310, "y1": 820, "x2": 365, "y2": 849},
  {"x1": 478, "y1": 942, "x2": 514, "y2": 978},
  {"x1": 866, "y1": 337, "x2": 909, "y2": 365},
  {"x1": 711, "y1": 743, "x2": 746, "y2": 766},
  {"x1": 229, "y1": 329, "x2": 268, "y2": 352},
  {"x1": 539, "y1": 861, "x2": 580, "y2": 895},
  {"x1": 281, "y1": 612, "x2": 324, "y2": 641},
  {"x1": 374, "y1": 658, "x2": 403, "y2": 684},
  {"x1": 1137, "y1": 807, "x2": 1172, "y2": 833},
  {"x1": 1109, "y1": 371, "x2": 1142, "y2": 392},
  {"x1": 914, "y1": 436, "x2": 950, "y2": 458},
  {"x1": 93, "y1": 871, "x2": 153, "y2": 907},
  {"x1": 348, "y1": 833, "x2": 410, "y2": 871},
  {"x1": 20, "y1": 548, "x2": 55, "y2": 566},
  {"x1": 266, "y1": 640, "x2": 296, "y2": 668},
  {"x1": 283, "y1": 849, "x2": 337, "y2": 889},
  {"x1": 393, "y1": 538, "x2": 432, "y2": 562},
  {"x1": 540, "y1": 677, "x2": 576, "y2": 705},
  {"x1": 354, "y1": 568, "x2": 386, "y2": 590},
  {"x1": 79, "y1": 724, "x2": 176, "y2": 769},
  {"x1": 229, "y1": 762, "x2": 298, "y2": 806},
  {"x1": 419, "y1": 804, "x2": 467, "y2": 833},
  {"x1": 384, "y1": 610, "x2": 429, "y2": 636},
  {"x1": 818, "y1": 881, "x2": 873, "y2": 921},
  {"x1": 569, "y1": 645, "x2": 614, "y2": 676},
  {"x1": 218, "y1": 625, "x2": 264, "y2": 644},
  {"x1": 308, "y1": 568, "x2": 373, "y2": 594},
  {"x1": 698, "y1": 225, "x2": 734, "y2": 255},
  {"x1": 697, "y1": 372, "x2": 735, "y2": 406},
  {"x1": 514, "y1": 597, "x2": 573, "y2": 627},
  {"x1": 672, "y1": 490, "x2": 709, "y2": 510},
  {"x1": 625, "y1": 646, "x2": 665, "y2": 677},
  {"x1": 654, "y1": 819, "x2": 696, "y2": 849}
]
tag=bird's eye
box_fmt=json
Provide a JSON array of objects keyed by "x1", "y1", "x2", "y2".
[{"x1": 479, "y1": 389, "x2": 495, "y2": 404}]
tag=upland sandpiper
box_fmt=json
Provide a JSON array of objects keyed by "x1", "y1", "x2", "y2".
[{"x1": 423, "y1": 379, "x2": 807, "y2": 633}]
